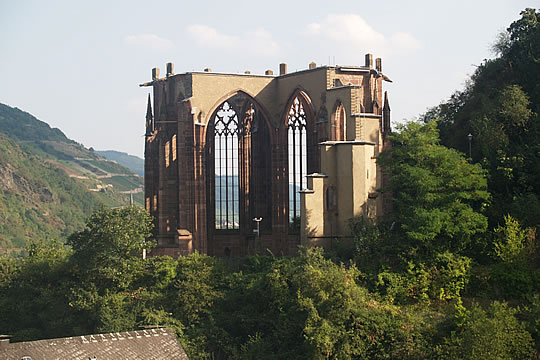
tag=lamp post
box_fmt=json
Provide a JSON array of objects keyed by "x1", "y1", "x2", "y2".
[
  {"x1": 253, "y1": 217, "x2": 262, "y2": 248},
  {"x1": 467, "y1": 133, "x2": 473, "y2": 158}
]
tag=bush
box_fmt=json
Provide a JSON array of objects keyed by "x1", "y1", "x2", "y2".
[
  {"x1": 350, "y1": 216, "x2": 381, "y2": 258},
  {"x1": 437, "y1": 301, "x2": 534, "y2": 359},
  {"x1": 494, "y1": 215, "x2": 526, "y2": 263},
  {"x1": 293, "y1": 248, "x2": 429, "y2": 359},
  {"x1": 407, "y1": 252, "x2": 472, "y2": 302},
  {"x1": 432, "y1": 252, "x2": 472, "y2": 301},
  {"x1": 523, "y1": 294, "x2": 540, "y2": 349},
  {"x1": 491, "y1": 262, "x2": 533, "y2": 299},
  {"x1": 376, "y1": 270, "x2": 410, "y2": 304}
]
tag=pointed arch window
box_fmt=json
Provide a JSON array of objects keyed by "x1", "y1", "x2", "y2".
[
  {"x1": 214, "y1": 101, "x2": 239, "y2": 229},
  {"x1": 208, "y1": 94, "x2": 272, "y2": 237},
  {"x1": 287, "y1": 96, "x2": 307, "y2": 226},
  {"x1": 333, "y1": 103, "x2": 346, "y2": 141}
]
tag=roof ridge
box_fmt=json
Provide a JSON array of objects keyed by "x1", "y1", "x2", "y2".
[{"x1": 8, "y1": 327, "x2": 174, "y2": 346}]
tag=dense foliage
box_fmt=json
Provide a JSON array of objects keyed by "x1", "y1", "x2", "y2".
[
  {"x1": 422, "y1": 8, "x2": 540, "y2": 230},
  {"x1": 0, "y1": 204, "x2": 538, "y2": 359},
  {"x1": 0, "y1": 245, "x2": 535, "y2": 359},
  {"x1": 378, "y1": 121, "x2": 489, "y2": 257}
]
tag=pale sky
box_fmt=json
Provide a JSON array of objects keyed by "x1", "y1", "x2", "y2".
[{"x1": 0, "y1": 0, "x2": 536, "y2": 158}]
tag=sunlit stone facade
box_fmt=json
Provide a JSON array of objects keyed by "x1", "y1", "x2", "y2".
[{"x1": 142, "y1": 55, "x2": 391, "y2": 257}]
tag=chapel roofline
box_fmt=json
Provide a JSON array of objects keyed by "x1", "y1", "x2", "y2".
[{"x1": 139, "y1": 54, "x2": 390, "y2": 87}]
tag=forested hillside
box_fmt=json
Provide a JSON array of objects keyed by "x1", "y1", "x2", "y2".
[
  {"x1": 422, "y1": 8, "x2": 540, "y2": 230},
  {"x1": 0, "y1": 104, "x2": 143, "y2": 255},
  {"x1": 0, "y1": 103, "x2": 72, "y2": 144}
]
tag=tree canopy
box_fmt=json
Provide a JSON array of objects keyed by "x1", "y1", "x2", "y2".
[
  {"x1": 422, "y1": 8, "x2": 540, "y2": 228},
  {"x1": 67, "y1": 205, "x2": 154, "y2": 264},
  {"x1": 378, "y1": 120, "x2": 489, "y2": 256}
]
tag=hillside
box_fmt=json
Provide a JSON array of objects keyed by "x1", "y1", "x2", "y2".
[
  {"x1": 0, "y1": 103, "x2": 72, "y2": 144},
  {"x1": 423, "y1": 8, "x2": 540, "y2": 230},
  {"x1": 96, "y1": 150, "x2": 144, "y2": 176},
  {"x1": 0, "y1": 103, "x2": 144, "y2": 255}
]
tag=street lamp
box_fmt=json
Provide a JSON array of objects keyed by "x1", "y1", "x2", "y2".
[
  {"x1": 467, "y1": 133, "x2": 473, "y2": 158},
  {"x1": 253, "y1": 217, "x2": 263, "y2": 248}
]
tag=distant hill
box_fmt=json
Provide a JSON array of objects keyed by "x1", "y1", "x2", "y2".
[
  {"x1": 97, "y1": 150, "x2": 144, "y2": 176},
  {"x1": 0, "y1": 103, "x2": 144, "y2": 255},
  {"x1": 0, "y1": 103, "x2": 72, "y2": 144}
]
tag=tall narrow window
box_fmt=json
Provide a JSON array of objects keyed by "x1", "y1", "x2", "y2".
[
  {"x1": 165, "y1": 141, "x2": 170, "y2": 168},
  {"x1": 172, "y1": 134, "x2": 177, "y2": 162},
  {"x1": 214, "y1": 102, "x2": 239, "y2": 229},
  {"x1": 288, "y1": 97, "x2": 307, "y2": 226},
  {"x1": 333, "y1": 104, "x2": 346, "y2": 141}
]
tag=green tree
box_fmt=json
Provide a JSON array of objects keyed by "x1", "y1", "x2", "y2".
[
  {"x1": 67, "y1": 205, "x2": 154, "y2": 270},
  {"x1": 0, "y1": 241, "x2": 77, "y2": 341},
  {"x1": 494, "y1": 215, "x2": 527, "y2": 263},
  {"x1": 293, "y1": 248, "x2": 431, "y2": 359},
  {"x1": 173, "y1": 252, "x2": 222, "y2": 325},
  {"x1": 422, "y1": 9, "x2": 540, "y2": 228},
  {"x1": 66, "y1": 206, "x2": 155, "y2": 333},
  {"x1": 378, "y1": 121, "x2": 489, "y2": 256},
  {"x1": 438, "y1": 301, "x2": 534, "y2": 359}
]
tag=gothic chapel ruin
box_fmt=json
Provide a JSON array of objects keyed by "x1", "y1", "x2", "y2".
[{"x1": 142, "y1": 54, "x2": 392, "y2": 257}]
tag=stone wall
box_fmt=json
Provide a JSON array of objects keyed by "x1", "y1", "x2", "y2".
[{"x1": 143, "y1": 56, "x2": 391, "y2": 256}]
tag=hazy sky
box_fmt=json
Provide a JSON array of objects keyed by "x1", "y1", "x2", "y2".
[{"x1": 0, "y1": 0, "x2": 536, "y2": 157}]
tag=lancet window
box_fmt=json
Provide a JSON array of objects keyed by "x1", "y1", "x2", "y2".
[
  {"x1": 214, "y1": 101, "x2": 240, "y2": 229},
  {"x1": 287, "y1": 96, "x2": 308, "y2": 226},
  {"x1": 333, "y1": 103, "x2": 346, "y2": 141}
]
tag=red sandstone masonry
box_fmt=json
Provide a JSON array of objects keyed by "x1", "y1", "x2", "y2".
[{"x1": 142, "y1": 58, "x2": 391, "y2": 257}]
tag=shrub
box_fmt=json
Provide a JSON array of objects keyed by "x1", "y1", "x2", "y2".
[
  {"x1": 491, "y1": 262, "x2": 533, "y2": 299},
  {"x1": 437, "y1": 301, "x2": 534, "y2": 359},
  {"x1": 407, "y1": 252, "x2": 472, "y2": 302},
  {"x1": 494, "y1": 215, "x2": 526, "y2": 263},
  {"x1": 376, "y1": 270, "x2": 410, "y2": 304},
  {"x1": 523, "y1": 294, "x2": 540, "y2": 349}
]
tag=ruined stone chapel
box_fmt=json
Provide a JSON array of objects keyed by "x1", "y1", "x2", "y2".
[{"x1": 142, "y1": 54, "x2": 391, "y2": 257}]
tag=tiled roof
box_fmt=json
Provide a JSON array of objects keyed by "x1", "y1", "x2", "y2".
[{"x1": 0, "y1": 328, "x2": 189, "y2": 360}]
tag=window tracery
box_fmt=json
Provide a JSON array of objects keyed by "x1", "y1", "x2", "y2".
[
  {"x1": 287, "y1": 96, "x2": 308, "y2": 226},
  {"x1": 214, "y1": 101, "x2": 239, "y2": 229}
]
